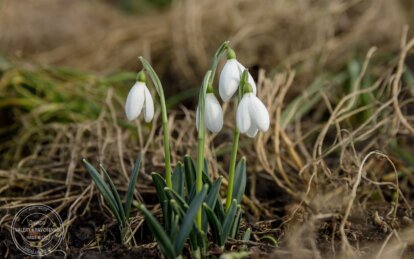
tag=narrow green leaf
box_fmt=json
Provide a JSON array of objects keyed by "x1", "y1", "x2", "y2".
[
  {"x1": 100, "y1": 164, "x2": 126, "y2": 224},
  {"x1": 202, "y1": 177, "x2": 222, "y2": 230},
  {"x1": 139, "y1": 204, "x2": 176, "y2": 258},
  {"x1": 184, "y1": 156, "x2": 196, "y2": 192},
  {"x1": 222, "y1": 199, "x2": 238, "y2": 243},
  {"x1": 174, "y1": 185, "x2": 208, "y2": 255},
  {"x1": 152, "y1": 172, "x2": 169, "y2": 231},
  {"x1": 187, "y1": 182, "x2": 197, "y2": 203},
  {"x1": 165, "y1": 187, "x2": 189, "y2": 211},
  {"x1": 202, "y1": 158, "x2": 211, "y2": 185},
  {"x1": 203, "y1": 203, "x2": 224, "y2": 246},
  {"x1": 214, "y1": 195, "x2": 225, "y2": 222},
  {"x1": 172, "y1": 162, "x2": 185, "y2": 197},
  {"x1": 230, "y1": 205, "x2": 242, "y2": 238},
  {"x1": 170, "y1": 199, "x2": 185, "y2": 218},
  {"x1": 233, "y1": 158, "x2": 247, "y2": 205},
  {"x1": 151, "y1": 172, "x2": 168, "y2": 203},
  {"x1": 242, "y1": 228, "x2": 252, "y2": 241},
  {"x1": 124, "y1": 156, "x2": 141, "y2": 219},
  {"x1": 82, "y1": 159, "x2": 122, "y2": 225}
]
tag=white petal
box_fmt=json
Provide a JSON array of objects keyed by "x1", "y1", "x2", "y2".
[
  {"x1": 125, "y1": 82, "x2": 145, "y2": 121},
  {"x1": 219, "y1": 59, "x2": 240, "y2": 102},
  {"x1": 196, "y1": 106, "x2": 199, "y2": 131},
  {"x1": 249, "y1": 95, "x2": 270, "y2": 132},
  {"x1": 236, "y1": 94, "x2": 251, "y2": 133},
  {"x1": 237, "y1": 61, "x2": 256, "y2": 95},
  {"x1": 204, "y1": 93, "x2": 223, "y2": 133},
  {"x1": 143, "y1": 86, "x2": 154, "y2": 122},
  {"x1": 246, "y1": 124, "x2": 258, "y2": 138}
]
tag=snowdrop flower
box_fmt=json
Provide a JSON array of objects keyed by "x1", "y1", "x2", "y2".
[
  {"x1": 125, "y1": 72, "x2": 154, "y2": 122},
  {"x1": 236, "y1": 84, "x2": 269, "y2": 138},
  {"x1": 219, "y1": 48, "x2": 256, "y2": 102},
  {"x1": 196, "y1": 92, "x2": 223, "y2": 133}
]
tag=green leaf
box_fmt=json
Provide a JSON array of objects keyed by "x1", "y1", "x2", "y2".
[
  {"x1": 233, "y1": 158, "x2": 247, "y2": 205},
  {"x1": 170, "y1": 199, "x2": 185, "y2": 218},
  {"x1": 203, "y1": 203, "x2": 224, "y2": 246},
  {"x1": 172, "y1": 162, "x2": 185, "y2": 197},
  {"x1": 222, "y1": 199, "x2": 238, "y2": 243},
  {"x1": 82, "y1": 159, "x2": 122, "y2": 225},
  {"x1": 174, "y1": 185, "x2": 208, "y2": 255},
  {"x1": 184, "y1": 156, "x2": 196, "y2": 193},
  {"x1": 230, "y1": 205, "x2": 242, "y2": 238},
  {"x1": 242, "y1": 228, "x2": 252, "y2": 241},
  {"x1": 99, "y1": 164, "x2": 126, "y2": 225},
  {"x1": 139, "y1": 204, "x2": 176, "y2": 258},
  {"x1": 165, "y1": 187, "x2": 189, "y2": 211},
  {"x1": 124, "y1": 156, "x2": 141, "y2": 220},
  {"x1": 151, "y1": 172, "x2": 168, "y2": 203},
  {"x1": 202, "y1": 158, "x2": 212, "y2": 186},
  {"x1": 214, "y1": 195, "x2": 225, "y2": 222},
  {"x1": 202, "y1": 177, "x2": 222, "y2": 231},
  {"x1": 205, "y1": 177, "x2": 222, "y2": 209},
  {"x1": 151, "y1": 172, "x2": 169, "y2": 231}
]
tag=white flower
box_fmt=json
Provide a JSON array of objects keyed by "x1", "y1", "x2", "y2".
[
  {"x1": 196, "y1": 93, "x2": 223, "y2": 133},
  {"x1": 236, "y1": 93, "x2": 269, "y2": 138},
  {"x1": 125, "y1": 81, "x2": 154, "y2": 122},
  {"x1": 219, "y1": 59, "x2": 256, "y2": 102}
]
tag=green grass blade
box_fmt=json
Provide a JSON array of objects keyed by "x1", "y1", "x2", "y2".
[
  {"x1": 139, "y1": 204, "x2": 176, "y2": 258},
  {"x1": 82, "y1": 159, "x2": 122, "y2": 225},
  {"x1": 124, "y1": 156, "x2": 142, "y2": 220},
  {"x1": 174, "y1": 185, "x2": 208, "y2": 255},
  {"x1": 99, "y1": 164, "x2": 126, "y2": 225},
  {"x1": 203, "y1": 203, "x2": 224, "y2": 246},
  {"x1": 233, "y1": 158, "x2": 246, "y2": 205}
]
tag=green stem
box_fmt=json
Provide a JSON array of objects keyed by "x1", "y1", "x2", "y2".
[
  {"x1": 196, "y1": 71, "x2": 212, "y2": 229},
  {"x1": 160, "y1": 99, "x2": 172, "y2": 189},
  {"x1": 196, "y1": 124, "x2": 205, "y2": 228},
  {"x1": 225, "y1": 128, "x2": 240, "y2": 211},
  {"x1": 138, "y1": 57, "x2": 172, "y2": 188},
  {"x1": 225, "y1": 69, "x2": 248, "y2": 211}
]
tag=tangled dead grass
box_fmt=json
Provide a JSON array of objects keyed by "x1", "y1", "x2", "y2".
[{"x1": 1, "y1": 0, "x2": 414, "y2": 258}]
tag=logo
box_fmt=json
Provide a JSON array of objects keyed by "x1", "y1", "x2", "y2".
[{"x1": 11, "y1": 204, "x2": 63, "y2": 256}]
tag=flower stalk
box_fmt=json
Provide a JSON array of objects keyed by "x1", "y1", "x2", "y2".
[
  {"x1": 138, "y1": 57, "x2": 172, "y2": 188},
  {"x1": 196, "y1": 70, "x2": 212, "y2": 229},
  {"x1": 225, "y1": 69, "x2": 249, "y2": 211}
]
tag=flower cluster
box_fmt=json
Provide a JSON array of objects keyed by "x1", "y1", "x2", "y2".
[
  {"x1": 84, "y1": 43, "x2": 272, "y2": 259},
  {"x1": 195, "y1": 47, "x2": 269, "y2": 138}
]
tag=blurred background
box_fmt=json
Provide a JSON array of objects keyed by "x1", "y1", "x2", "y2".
[{"x1": 1, "y1": 0, "x2": 413, "y2": 83}]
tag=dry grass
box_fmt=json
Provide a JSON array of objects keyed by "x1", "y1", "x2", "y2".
[{"x1": 1, "y1": 0, "x2": 414, "y2": 258}]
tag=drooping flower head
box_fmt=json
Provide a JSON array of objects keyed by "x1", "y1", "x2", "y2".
[
  {"x1": 125, "y1": 71, "x2": 154, "y2": 122},
  {"x1": 219, "y1": 48, "x2": 256, "y2": 102},
  {"x1": 236, "y1": 83, "x2": 269, "y2": 138},
  {"x1": 196, "y1": 85, "x2": 223, "y2": 133}
]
